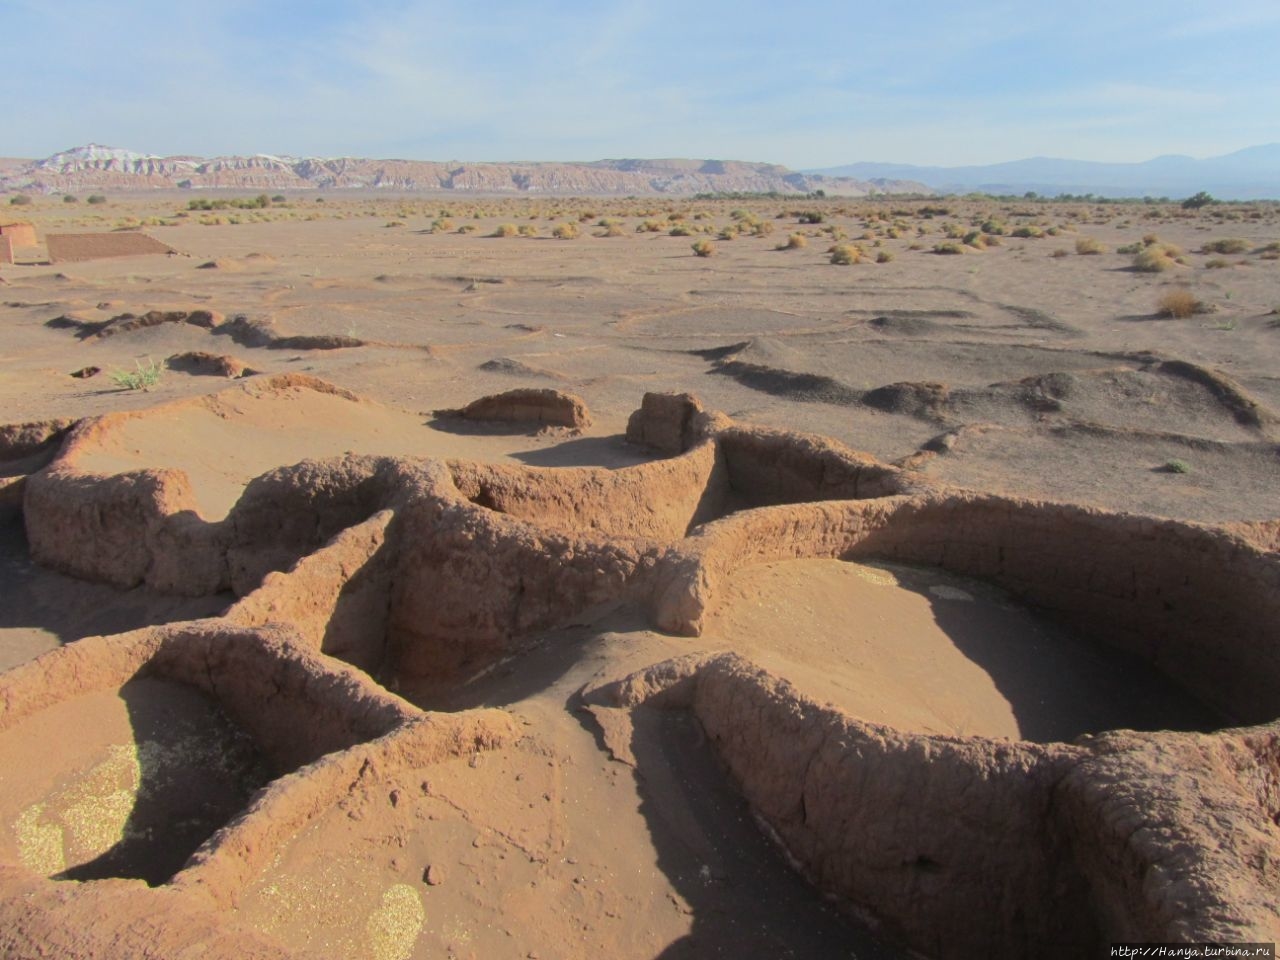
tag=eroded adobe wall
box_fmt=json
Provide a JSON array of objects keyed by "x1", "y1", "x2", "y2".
[
  {"x1": 387, "y1": 496, "x2": 666, "y2": 684},
  {"x1": 447, "y1": 438, "x2": 729, "y2": 540}
]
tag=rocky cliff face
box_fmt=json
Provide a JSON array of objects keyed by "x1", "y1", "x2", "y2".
[{"x1": 2, "y1": 144, "x2": 929, "y2": 196}]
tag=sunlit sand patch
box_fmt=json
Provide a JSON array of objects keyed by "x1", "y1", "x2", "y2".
[
  {"x1": 0, "y1": 679, "x2": 270, "y2": 884},
  {"x1": 253, "y1": 858, "x2": 424, "y2": 960},
  {"x1": 711, "y1": 558, "x2": 1220, "y2": 742}
]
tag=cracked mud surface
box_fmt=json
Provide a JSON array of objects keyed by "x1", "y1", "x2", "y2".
[{"x1": 0, "y1": 197, "x2": 1277, "y2": 959}]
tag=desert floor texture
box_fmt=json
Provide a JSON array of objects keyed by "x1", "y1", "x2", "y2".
[{"x1": 0, "y1": 194, "x2": 1277, "y2": 959}]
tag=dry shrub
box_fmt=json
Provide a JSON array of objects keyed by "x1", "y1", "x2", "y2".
[
  {"x1": 1075, "y1": 236, "x2": 1106, "y2": 255},
  {"x1": 1156, "y1": 288, "x2": 1204, "y2": 318},
  {"x1": 829, "y1": 243, "x2": 863, "y2": 265},
  {"x1": 933, "y1": 241, "x2": 965, "y2": 255},
  {"x1": 1134, "y1": 244, "x2": 1184, "y2": 272},
  {"x1": 777, "y1": 232, "x2": 807, "y2": 251},
  {"x1": 551, "y1": 222, "x2": 579, "y2": 239},
  {"x1": 691, "y1": 239, "x2": 716, "y2": 257},
  {"x1": 492, "y1": 223, "x2": 518, "y2": 238},
  {"x1": 1201, "y1": 238, "x2": 1248, "y2": 254}
]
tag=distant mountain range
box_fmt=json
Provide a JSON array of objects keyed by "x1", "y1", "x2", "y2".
[
  {"x1": 807, "y1": 145, "x2": 1280, "y2": 200},
  {"x1": 0, "y1": 145, "x2": 927, "y2": 197}
]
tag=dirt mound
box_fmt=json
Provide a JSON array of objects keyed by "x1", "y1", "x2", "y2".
[
  {"x1": 166, "y1": 351, "x2": 255, "y2": 378},
  {"x1": 477, "y1": 356, "x2": 564, "y2": 379},
  {"x1": 437, "y1": 387, "x2": 592, "y2": 429},
  {"x1": 46, "y1": 308, "x2": 223, "y2": 341}
]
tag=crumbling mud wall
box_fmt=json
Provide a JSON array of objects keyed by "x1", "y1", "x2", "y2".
[
  {"x1": 591, "y1": 653, "x2": 1280, "y2": 959},
  {"x1": 3, "y1": 384, "x2": 1278, "y2": 958}
]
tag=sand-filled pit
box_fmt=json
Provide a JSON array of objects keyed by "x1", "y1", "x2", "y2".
[
  {"x1": 0, "y1": 677, "x2": 269, "y2": 885},
  {"x1": 70, "y1": 378, "x2": 641, "y2": 521},
  {"x1": 709, "y1": 558, "x2": 1223, "y2": 742}
]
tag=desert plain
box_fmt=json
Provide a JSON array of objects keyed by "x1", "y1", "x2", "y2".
[{"x1": 0, "y1": 192, "x2": 1277, "y2": 958}]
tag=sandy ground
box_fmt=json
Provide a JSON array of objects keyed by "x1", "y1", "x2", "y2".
[{"x1": 0, "y1": 194, "x2": 1275, "y2": 958}]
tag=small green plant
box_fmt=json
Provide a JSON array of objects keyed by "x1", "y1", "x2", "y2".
[
  {"x1": 110, "y1": 358, "x2": 163, "y2": 391},
  {"x1": 691, "y1": 239, "x2": 716, "y2": 257},
  {"x1": 63, "y1": 194, "x2": 78, "y2": 203},
  {"x1": 1161, "y1": 459, "x2": 1191, "y2": 474},
  {"x1": 86, "y1": 194, "x2": 107, "y2": 205}
]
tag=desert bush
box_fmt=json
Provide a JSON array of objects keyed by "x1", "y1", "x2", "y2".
[
  {"x1": 1201, "y1": 238, "x2": 1248, "y2": 254},
  {"x1": 8, "y1": 194, "x2": 31, "y2": 206},
  {"x1": 1051, "y1": 248, "x2": 1069, "y2": 258},
  {"x1": 518, "y1": 224, "x2": 539, "y2": 237},
  {"x1": 691, "y1": 239, "x2": 716, "y2": 257},
  {"x1": 1156, "y1": 288, "x2": 1204, "y2": 318},
  {"x1": 457, "y1": 224, "x2": 477, "y2": 234},
  {"x1": 876, "y1": 250, "x2": 894, "y2": 263},
  {"x1": 551, "y1": 222, "x2": 579, "y2": 239},
  {"x1": 63, "y1": 194, "x2": 78, "y2": 203},
  {"x1": 384, "y1": 220, "x2": 405, "y2": 228},
  {"x1": 86, "y1": 194, "x2": 107, "y2": 204},
  {"x1": 829, "y1": 243, "x2": 863, "y2": 265},
  {"x1": 752, "y1": 220, "x2": 775, "y2": 237},
  {"x1": 492, "y1": 223, "x2": 519, "y2": 238},
  {"x1": 637, "y1": 219, "x2": 664, "y2": 233},
  {"x1": 1181, "y1": 191, "x2": 1214, "y2": 210},
  {"x1": 798, "y1": 211, "x2": 824, "y2": 224},
  {"x1": 1075, "y1": 236, "x2": 1106, "y2": 255},
  {"x1": 669, "y1": 224, "x2": 695, "y2": 237},
  {"x1": 1011, "y1": 225, "x2": 1044, "y2": 239},
  {"x1": 431, "y1": 217, "x2": 454, "y2": 232},
  {"x1": 1259, "y1": 241, "x2": 1280, "y2": 260},
  {"x1": 777, "y1": 232, "x2": 807, "y2": 250},
  {"x1": 933, "y1": 241, "x2": 965, "y2": 255},
  {"x1": 1134, "y1": 244, "x2": 1185, "y2": 272},
  {"x1": 1161, "y1": 458, "x2": 1191, "y2": 473},
  {"x1": 1204, "y1": 258, "x2": 1230, "y2": 269},
  {"x1": 597, "y1": 223, "x2": 625, "y2": 237},
  {"x1": 716, "y1": 227, "x2": 737, "y2": 241},
  {"x1": 962, "y1": 230, "x2": 986, "y2": 250},
  {"x1": 980, "y1": 219, "x2": 1007, "y2": 235}
]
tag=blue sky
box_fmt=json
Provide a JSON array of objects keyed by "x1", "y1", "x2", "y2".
[{"x1": 3, "y1": 0, "x2": 1277, "y2": 167}]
